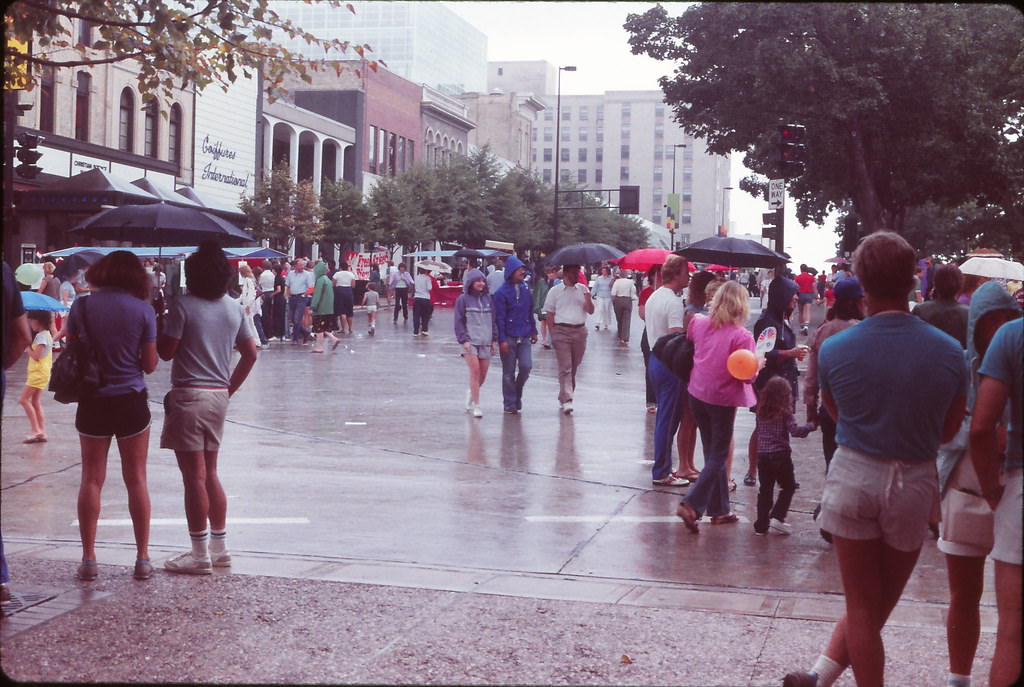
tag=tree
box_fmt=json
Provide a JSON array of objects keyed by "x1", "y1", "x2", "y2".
[
  {"x1": 626, "y1": 4, "x2": 1024, "y2": 236},
  {"x1": 239, "y1": 164, "x2": 323, "y2": 251},
  {"x1": 320, "y1": 178, "x2": 371, "y2": 252},
  {"x1": 4, "y1": 0, "x2": 381, "y2": 104},
  {"x1": 367, "y1": 175, "x2": 422, "y2": 254}
]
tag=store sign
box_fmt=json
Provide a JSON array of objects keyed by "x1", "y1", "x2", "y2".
[
  {"x1": 345, "y1": 250, "x2": 389, "y2": 281},
  {"x1": 192, "y1": 76, "x2": 257, "y2": 208}
]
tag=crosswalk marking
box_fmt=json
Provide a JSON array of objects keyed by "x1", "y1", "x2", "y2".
[{"x1": 71, "y1": 517, "x2": 311, "y2": 527}]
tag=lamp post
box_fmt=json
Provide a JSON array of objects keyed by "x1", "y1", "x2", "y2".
[
  {"x1": 552, "y1": 65, "x2": 576, "y2": 249},
  {"x1": 669, "y1": 143, "x2": 686, "y2": 250},
  {"x1": 720, "y1": 186, "x2": 733, "y2": 234}
]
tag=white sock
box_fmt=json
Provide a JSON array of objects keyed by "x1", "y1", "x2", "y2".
[
  {"x1": 189, "y1": 529, "x2": 209, "y2": 559},
  {"x1": 947, "y1": 673, "x2": 970, "y2": 687},
  {"x1": 209, "y1": 529, "x2": 227, "y2": 554},
  {"x1": 812, "y1": 655, "x2": 844, "y2": 687}
]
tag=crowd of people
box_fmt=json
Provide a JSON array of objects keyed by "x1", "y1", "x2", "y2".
[{"x1": 3, "y1": 237, "x2": 1022, "y2": 687}]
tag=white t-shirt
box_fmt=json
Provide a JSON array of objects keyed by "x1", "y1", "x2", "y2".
[
  {"x1": 611, "y1": 277, "x2": 637, "y2": 298},
  {"x1": 414, "y1": 273, "x2": 432, "y2": 299},
  {"x1": 333, "y1": 270, "x2": 356, "y2": 288},
  {"x1": 643, "y1": 286, "x2": 684, "y2": 343},
  {"x1": 258, "y1": 269, "x2": 275, "y2": 293},
  {"x1": 543, "y1": 282, "x2": 591, "y2": 325}
]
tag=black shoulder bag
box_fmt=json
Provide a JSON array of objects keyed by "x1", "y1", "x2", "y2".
[
  {"x1": 49, "y1": 297, "x2": 103, "y2": 404},
  {"x1": 652, "y1": 330, "x2": 695, "y2": 381}
]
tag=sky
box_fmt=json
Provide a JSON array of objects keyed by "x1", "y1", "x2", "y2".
[{"x1": 444, "y1": 1, "x2": 841, "y2": 268}]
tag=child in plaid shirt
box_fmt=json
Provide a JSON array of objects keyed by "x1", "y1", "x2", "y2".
[{"x1": 754, "y1": 376, "x2": 816, "y2": 535}]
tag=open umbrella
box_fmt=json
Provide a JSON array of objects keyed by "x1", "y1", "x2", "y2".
[
  {"x1": 14, "y1": 263, "x2": 43, "y2": 287},
  {"x1": 612, "y1": 248, "x2": 672, "y2": 270},
  {"x1": 415, "y1": 259, "x2": 452, "y2": 274},
  {"x1": 959, "y1": 256, "x2": 1024, "y2": 281},
  {"x1": 54, "y1": 250, "x2": 103, "y2": 282},
  {"x1": 546, "y1": 242, "x2": 625, "y2": 266},
  {"x1": 824, "y1": 256, "x2": 850, "y2": 264},
  {"x1": 21, "y1": 291, "x2": 69, "y2": 312},
  {"x1": 453, "y1": 248, "x2": 510, "y2": 259},
  {"x1": 68, "y1": 202, "x2": 253, "y2": 246},
  {"x1": 676, "y1": 236, "x2": 789, "y2": 269}
]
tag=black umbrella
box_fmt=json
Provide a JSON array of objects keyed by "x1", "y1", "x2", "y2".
[
  {"x1": 67, "y1": 202, "x2": 254, "y2": 246},
  {"x1": 676, "y1": 236, "x2": 789, "y2": 269},
  {"x1": 546, "y1": 242, "x2": 625, "y2": 266},
  {"x1": 54, "y1": 250, "x2": 103, "y2": 282}
]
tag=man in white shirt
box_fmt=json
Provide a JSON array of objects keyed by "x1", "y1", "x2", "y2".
[
  {"x1": 284, "y1": 259, "x2": 314, "y2": 343},
  {"x1": 258, "y1": 264, "x2": 276, "y2": 339},
  {"x1": 644, "y1": 255, "x2": 692, "y2": 486},
  {"x1": 611, "y1": 270, "x2": 639, "y2": 344},
  {"x1": 412, "y1": 267, "x2": 433, "y2": 336},
  {"x1": 542, "y1": 264, "x2": 595, "y2": 415}
]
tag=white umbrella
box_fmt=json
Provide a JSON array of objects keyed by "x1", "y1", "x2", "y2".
[
  {"x1": 415, "y1": 259, "x2": 452, "y2": 274},
  {"x1": 959, "y1": 256, "x2": 1024, "y2": 281}
]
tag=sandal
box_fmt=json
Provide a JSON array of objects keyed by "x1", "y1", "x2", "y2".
[
  {"x1": 711, "y1": 513, "x2": 739, "y2": 525},
  {"x1": 743, "y1": 474, "x2": 757, "y2": 487},
  {"x1": 77, "y1": 560, "x2": 98, "y2": 581},
  {"x1": 133, "y1": 559, "x2": 153, "y2": 580},
  {"x1": 678, "y1": 471, "x2": 701, "y2": 481},
  {"x1": 729, "y1": 479, "x2": 737, "y2": 492},
  {"x1": 676, "y1": 502, "x2": 700, "y2": 533},
  {"x1": 23, "y1": 434, "x2": 45, "y2": 444}
]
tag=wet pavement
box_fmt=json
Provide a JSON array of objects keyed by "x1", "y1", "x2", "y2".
[{"x1": 0, "y1": 297, "x2": 999, "y2": 685}]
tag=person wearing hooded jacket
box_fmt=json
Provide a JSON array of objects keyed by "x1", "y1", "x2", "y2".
[
  {"x1": 310, "y1": 261, "x2": 341, "y2": 353},
  {"x1": 454, "y1": 269, "x2": 497, "y2": 418},
  {"x1": 493, "y1": 256, "x2": 538, "y2": 414},
  {"x1": 745, "y1": 275, "x2": 807, "y2": 485}
]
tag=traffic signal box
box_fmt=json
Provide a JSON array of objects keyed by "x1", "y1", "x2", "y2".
[
  {"x1": 762, "y1": 209, "x2": 782, "y2": 241},
  {"x1": 15, "y1": 133, "x2": 44, "y2": 179},
  {"x1": 778, "y1": 124, "x2": 806, "y2": 179}
]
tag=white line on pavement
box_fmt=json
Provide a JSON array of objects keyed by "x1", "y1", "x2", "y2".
[
  {"x1": 524, "y1": 515, "x2": 751, "y2": 523},
  {"x1": 71, "y1": 517, "x2": 311, "y2": 527}
]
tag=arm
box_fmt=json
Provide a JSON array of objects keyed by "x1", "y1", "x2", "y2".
[
  {"x1": 228, "y1": 337, "x2": 258, "y2": 397},
  {"x1": 5, "y1": 314, "x2": 31, "y2": 369},
  {"x1": 581, "y1": 284, "x2": 595, "y2": 314},
  {"x1": 157, "y1": 335, "x2": 179, "y2": 361},
  {"x1": 28, "y1": 337, "x2": 47, "y2": 360},
  {"x1": 140, "y1": 341, "x2": 158, "y2": 373},
  {"x1": 969, "y1": 376, "x2": 1009, "y2": 509},
  {"x1": 821, "y1": 388, "x2": 838, "y2": 422},
  {"x1": 493, "y1": 291, "x2": 508, "y2": 346}
]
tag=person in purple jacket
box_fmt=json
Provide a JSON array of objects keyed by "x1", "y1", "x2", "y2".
[
  {"x1": 454, "y1": 269, "x2": 497, "y2": 418},
  {"x1": 492, "y1": 255, "x2": 537, "y2": 415}
]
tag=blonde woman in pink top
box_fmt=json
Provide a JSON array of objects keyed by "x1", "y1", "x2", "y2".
[{"x1": 677, "y1": 280, "x2": 758, "y2": 533}]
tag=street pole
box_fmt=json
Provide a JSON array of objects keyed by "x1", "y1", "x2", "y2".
[
  {"x1": 670, "y1": 143, "x2": 685, "y2": 250},
  {"x1": 552, "y1": 65, "x2": 575, "y2": 250},
  {"x1": 720, "y1": 186, "x2": 733, "y2": 233}
]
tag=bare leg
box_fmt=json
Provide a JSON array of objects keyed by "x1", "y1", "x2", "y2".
[
  {"x1": 746, "y1": 428, "x2": 757, "y2": 480},
  {"x1": 116, "y1": 429, "x2": 151, "y2": 561},
  {"x1": 944, "y1": 553, "x2": 986, "y2": 677},
  {"x1": 30, "y1": 389, "x2": 45, "y2": 437},
  {"x1": 478, "y1": 357, "x2": 491, "y2": 388},
  {"x1": 676, "y1": 401, "x2": 699, "y2": 476},
  {"x1": 175, "y1": 450, "x2": 210, "y2": 533},
  {"x1": 203, "y1": 450, "x2": 227, "y2": 532},
  {"x1": 78, "y1": 435, "x2": 112, "y2": 561},
  {"x1": 464, "y1": 354, "x2": 483, "y2": 405},
  {"x1": 19, "y1": 386, "x2": 42, "y2": 436},
  {"x1": 990, "y1": 560, "x2": 1022, "y2": 687}
]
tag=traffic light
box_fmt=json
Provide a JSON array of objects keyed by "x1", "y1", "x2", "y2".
[
  {"x1": 619, "y1": 185, "x2": 640, "y2": 214},
  {"x1": 762, "y1": 209, "x2": 782, "y2": 240},
  {"x1": 778, "y1": 124, "x2": 805, "y2": 178},
  {"x1": 15, "y1": 132, "x2": 43, "y2": 179}
]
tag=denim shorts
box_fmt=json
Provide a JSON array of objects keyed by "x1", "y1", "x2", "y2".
[
  {"x1": 818, "y1": 445, "x2": 938, "y2": 552},
  {"x1": 76, "y1": 389, "x2": 151, "y2": 439},
  {"x1": 798, "y1": 292, "x2": 814, "y2": 306},
  {"x1": 461, "y1": 344, "x2": 493, "y2": 360}
]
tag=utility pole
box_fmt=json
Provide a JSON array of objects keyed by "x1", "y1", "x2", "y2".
[{"x1": 552, "y1": 65, "x2": 576, "y2": 250}]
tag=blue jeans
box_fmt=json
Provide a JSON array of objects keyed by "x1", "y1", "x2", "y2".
[
  {"x1": 500, "y1": 337, "x2": 533, "y2": 411},
  {"x1": 683, "y1": 395, "x2": 736, "y2": 518},
  {"x1": 650, "y1": 356, "x2": 684, "y2": 480},
  {"x1": 288, "y1": 294, "x2": 309, "y2": 342}
]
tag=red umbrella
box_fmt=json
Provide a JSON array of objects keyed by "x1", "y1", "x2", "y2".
[
  {"x1": 612, "y1": 248, "x2": 672, "y2": 270},
  {"x1": 704, "y1": 264, "x2": 740, "y2": 271}
]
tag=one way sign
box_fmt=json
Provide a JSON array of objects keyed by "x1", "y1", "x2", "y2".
[{"x1": 768, "y1": 179, "x2": 785, "y2": 210}]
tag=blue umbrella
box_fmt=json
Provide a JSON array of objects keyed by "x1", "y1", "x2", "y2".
[{"x1": 21, "y1": 291, "x2": 70, "y2": 312}]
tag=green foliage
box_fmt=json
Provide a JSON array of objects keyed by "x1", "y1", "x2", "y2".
[
  {"x1": 320, "y1": 178, "x2": 371, "y2": 250},
  {"x1": 4, "y1": 0, "x2": 380, "y2": 104},
  {"x1": 239, "y1": 164, "x2": 322, "y2": 249},
  {"x1": 626, "y1": 3, "x2": 1024, "y2": 242}
]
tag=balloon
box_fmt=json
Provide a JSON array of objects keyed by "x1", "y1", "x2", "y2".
[
  {"x1": 14, "y1": 263, "x2": 43, "y2": 287},
  {"x1": 727, "y1": 348, "x2": 758, "y2": 380}
]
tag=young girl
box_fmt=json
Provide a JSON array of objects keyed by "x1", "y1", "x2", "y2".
[
  {"x1": 753, "y1": 376, "x2": 816, "y2": 535},
  {"x1": 362, "y1": 282, "x2": 379, "y2": 336},
  {"x1": 20, "y1": 310, "x2": 53, "y2": 443},
  {"x1": 453, "y1": 269, "x2": 497, "y2": 418}
]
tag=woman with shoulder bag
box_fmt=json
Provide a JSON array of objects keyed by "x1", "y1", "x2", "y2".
[
  {"x1": 66, "y1": 251, "x2": 158, "y2": 582},
  {"x1": 937, "y1": 281, "x2": 1020, "y2": 687}
]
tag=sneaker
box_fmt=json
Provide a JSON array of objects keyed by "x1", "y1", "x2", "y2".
[
  {"x1": 652, "y1": 475, "x2": 690, "y2": 487},
  {"x1": 368, "y1": 328, "x2": 375, "y2": 337},
  {"x1": 164, "y1": 551, "x2": 213, "y2": 575},
  {"x1": 561, "y1": 401, "x2": 573, "y2": 415},
  {"x1": 421, "y1": 331, "x2": 429, "y2": 337},
  {"x1": 743, "y1": 474, "x2": 757, "y2": 486},
  {"x1": 753, "y1": 528, "x2": 767, "y2": 536},
  {"x1": 782, "y1": 670, "x2": 818, "y2": 687},
  {"x1": 472, "y1": 405, "x2": 483, "y2": 418},
  {"x1": 210, "y1": 550, "x2": 232, "y2": 567},
  {"x1": 770, "y1": 518, "x2": 792, "y2": 536}
]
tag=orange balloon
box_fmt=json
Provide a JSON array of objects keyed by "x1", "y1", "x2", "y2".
[{"x1": 727, "y1": 349, "x2": 758, "y2": 380}]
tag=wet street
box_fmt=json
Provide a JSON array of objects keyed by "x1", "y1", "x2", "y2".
[{"x1": 0, "y1": 296, "x2": 998, "y2": 685}]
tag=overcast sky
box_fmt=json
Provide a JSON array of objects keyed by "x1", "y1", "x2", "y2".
[{"x1": 445, "y1": 1, "x2": 841, "y2": 267}]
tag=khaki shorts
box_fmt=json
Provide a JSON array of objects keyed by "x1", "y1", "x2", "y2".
[
  {"x1": 992, "y1": 468, "x2": 1022, "y2": 565},
  {"x1": 160, "y1": 387, "x2": 230, "y2": 452},
  {"x1": 819, "y1": 445, "x2": 938, "y2": 552}
]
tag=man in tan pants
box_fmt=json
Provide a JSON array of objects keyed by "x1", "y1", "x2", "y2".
[{"x1": 542, "y1": 264, "x2": 594, "y2": 415}]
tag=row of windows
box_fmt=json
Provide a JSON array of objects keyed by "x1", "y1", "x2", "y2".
[
  {"x1": 540, "y1": 103, "x2": 667, "y2": 122},
  {"x1": 368, "y1": 125, "x2": 414, "y2": 176},
  {"x1": 540, "y1": 168, "x2": 604, "y2": 185}
]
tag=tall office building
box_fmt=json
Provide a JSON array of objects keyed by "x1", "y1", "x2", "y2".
[
  {"x1": 491, "y1": 61, "x2": 732, "y2": 247},
  {"x1": 267, "y1": 1, "x2": 487, "y2": 96}
]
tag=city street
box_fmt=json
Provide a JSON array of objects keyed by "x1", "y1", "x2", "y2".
[{"x1": 1, "y1": 296, "x2": 998, "y2": 685}]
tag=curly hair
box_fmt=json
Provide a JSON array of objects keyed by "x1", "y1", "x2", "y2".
[
  {"x1": 185, "y1": 241, "x2": 232, "y2": 300},
  {"x1": 756, "y1": 376, "x2": 793, "y2": 422},
  {"x1": 85, "y1": 251, "x2": 149, "y2": 300},
  {"x1": 660, "y1": 254, "x2": 689, "y2": 284}
]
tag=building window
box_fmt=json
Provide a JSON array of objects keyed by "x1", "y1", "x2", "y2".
[
  {"x1": 654, "y1": 167, "x2": 663, "y2": 183},
  {"x1": 543, "y1": 126, "x2": 552, "y2": 142},
  {"x1": 544, "y1": 109, "x2": 553, "y2": 121},
  {"x1": 497, "y1": 67, "x2": 503, "y2": 75},
  {"x1": 144, "y1": 100, "x2": 159, "y2": 158},
  {"x1": 655, "y1": 144, "x2": 664, "y2": 160},
  {"x1": 595, "y1": 148, "x2": 603, "y2": 162},
  {"x1": 561, "y1": 128, "x2": 571, "y2": 142},
  {"x1": 577, "y1": 148, "x2": 587, "y2": 162},
  {"x1": 620, "y1": 144, "x2": 629, "y2": 160},
  {"x1": 620, "y1": 166, "x2": 629, "y2": 181},
  {"x1": 532, "y1": 128, "x2": 537, "y2": 141},
  {"x1": 579, "y1": 105, "x2": 588, "y2": 121},
  {"x1": 596, "y1": 126, "x2": 603, "y2": 143},
  {"x1": 407, "y1": 141, "x2": 414, "y2": 166},
  {"x1": 595, "y1": 169, "x2": 603, "y2": 183},
  {"x1": 369, "y1": 125, "x2": 378, "y2": 172},
  {"x1": 78, "y1": 19, "x2": 93, "y2": 47},
  {"x1": 543, "y1": 169, "x2": 551, "y2": 183},
  {"x1": 682, "y1": 191, "x2": 692, "y2": 203},
  {"x1": 39, "y1": 66, "x2": 55, "y2": 133},
  {"x1": 560, "y1": 148, "x2": 569, "y2": 162},
  {"x1": 682, "y1": 214, "x2": 692, "y2": 225},
  {"x1": 169, "y1": 103, "x2": 182, "y2": 169},
  {"x1": 621, "y1": 103, "x2": 631, "y2": 119},
  {"x1": 655, "y1": 104, "x2": 665, "y2": 118},
  {"x1": 118, "y1": 88, "x2": 135, "y2": 152},
  {"x1": 578, "y1": 127, "x2": 588, "y2": 142},
  {"x1": 653, "y1": 192, "x2": 662, "y2": 206},
  {"x1": 542, "y1": 148, "x2": 552, "y2": 162},
  {"x1": 621, "y1": 125, "x2": 630, "y2": 139},
  {"x1": 577, "y1": 169, "x2": 587, "y2": 184},
  {"x1": 75, "y1": 72, "x2": 91, "y2": 142},
  {"x1": 560, "y1": 169, "x2": 571, "y2": 183},
  {"x1": 397, "y1": 137, "x2": 405, "y2": 173},
  {"x1": 561, "y1": 107, "x2": 571, "y2": 121},
  {"x1": 596, "y1": 106, "x2": 604, "y2": 121},
  {"x1": 388, "y1": 132, "x2": 397, "y2": 175},
  {"x1": 655, "y1": 123, "x2": 664, "y2": 138},
  {"x1": 683, "y1": 167, "x2": 692, "y2": 182}
]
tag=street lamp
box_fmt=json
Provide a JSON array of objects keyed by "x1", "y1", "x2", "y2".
[
  {"x1": 552, "y1": 65, "x2": 576, "y2": 249},
  {"x1": 720, "y1": 186, "x2": 733, "y2": 231},
  {"x1": 669, "y1": 143, "x2": 686, "y2": 250}
]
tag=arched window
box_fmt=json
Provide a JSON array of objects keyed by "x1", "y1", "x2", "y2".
[
  {"x1": 144, "y1": 100, "x2": 159, "y2": 158},
  {"x1": 75, "y1": 72, "x2": 91, "y2": 142},
  {"x1": 118, "y1": 88, "x2": 135, "y2": 152},
  {"x1": 169, "y1": 103, "x2": 183, "y2": 170}
]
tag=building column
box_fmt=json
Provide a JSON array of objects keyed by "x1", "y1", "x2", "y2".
[
  {"x1": 312, "y1": 135, "x2": 323, "y2": 195},
  {"x1": 288, "y1": 129, "x2": 299, "y2": 183},
  {"x1": 263, "y1": 117, "x2": 274, "y2": 172},
  {"x1": 335, "y1": 143, "x2": 345, "y2": 183}
]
